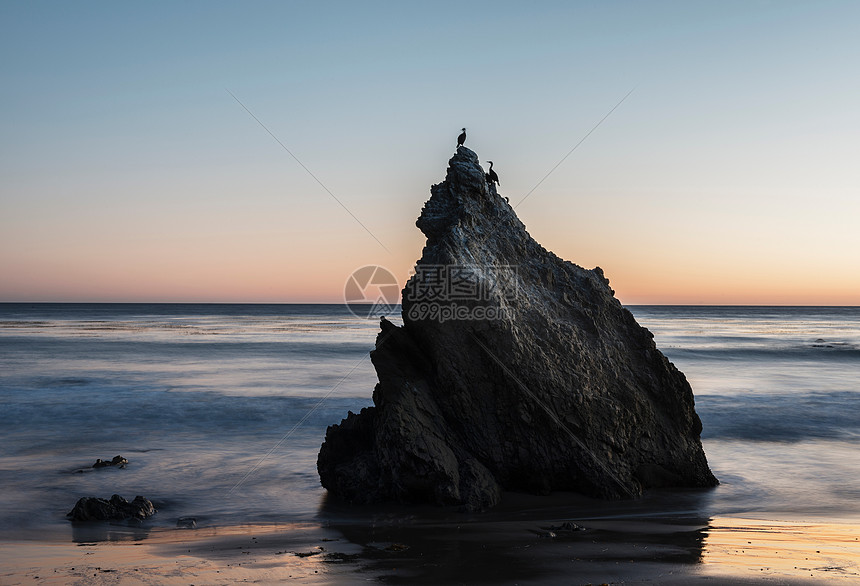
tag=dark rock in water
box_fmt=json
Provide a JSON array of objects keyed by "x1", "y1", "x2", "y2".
[
  {"x1": 92, "y1": 455, "x2": 128, "y2": 469},
  {"x1": 317, "y1": 145, "x2": 718, "y2": 511},
  {"x1": 67, "y1": 495, "x2": 156, "y2": 522}
]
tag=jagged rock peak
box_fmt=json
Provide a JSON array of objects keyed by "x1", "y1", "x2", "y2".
[{"x1": 317, "y1": 144, "x2": 717, "y2": 511}]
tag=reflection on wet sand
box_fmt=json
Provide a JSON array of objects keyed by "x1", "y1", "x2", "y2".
[
  {"x1": 6, "y1": 516, "x2": 860, "y2": 584},
  {"x1": 308, "y1": 490, "x2": 716, "y2": 582},
  {"x1": 71, "y1": 521, "x2": 153, "y2": 544},
  {"x1": 702, "y1": 517, "x2": 860, "y2": 582},
  {"x1": 326, "y1": 516, "x2": 710, "y2": 583}
]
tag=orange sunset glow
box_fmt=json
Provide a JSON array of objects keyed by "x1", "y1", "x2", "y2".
[{"x1": 2, "y1": 2, "x2": 858, "y2": 305}]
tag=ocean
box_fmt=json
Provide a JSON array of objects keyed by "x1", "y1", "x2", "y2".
[{"x1": 0, "y1": 304, "x2": 858, "y2": 541}]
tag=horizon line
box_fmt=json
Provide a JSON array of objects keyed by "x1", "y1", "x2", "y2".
[{"x1": 0, "y1": 301, "x2": 857, "y2": 308}]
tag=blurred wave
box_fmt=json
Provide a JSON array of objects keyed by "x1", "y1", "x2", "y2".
[{"x1": 0, "y1": 303, "x2": 857, "y2": 536}]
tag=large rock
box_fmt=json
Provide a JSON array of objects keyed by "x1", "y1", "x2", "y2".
[{"x1": 318, "y1": 146, "x2": 717, "y2": 511}]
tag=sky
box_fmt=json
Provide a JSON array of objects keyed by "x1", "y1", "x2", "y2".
[{"x1": 1, "y1": 1, "x2": 858, "y2": 305}]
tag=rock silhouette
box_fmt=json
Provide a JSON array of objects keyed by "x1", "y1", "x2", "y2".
[
  {"x1": 318, "y1": 145, "x2": 717, "y2": 511},
  {"x1": 67, "y1": 494, "x2": 156, "y2": 522},
  {"x1": 92, "y1": 455, "x2": 128, "y2": 469}
]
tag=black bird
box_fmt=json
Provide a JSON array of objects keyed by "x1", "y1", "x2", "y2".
[
  {"x1": 486, "y1": 160, "x2": 500, "y2": 186},
  {"x1": 457, "y1": 128, "x2": 466, "y2": 147}
]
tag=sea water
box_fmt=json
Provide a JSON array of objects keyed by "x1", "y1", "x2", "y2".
[
  {"x1": 0, "y1": 304, "x2": 858, "y2": 540},
  {"x1": 634, "y1": 306, "x2": 860, "y2": 521}
]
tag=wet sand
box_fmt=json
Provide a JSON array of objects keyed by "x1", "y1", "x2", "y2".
[{"x1": 2, "y1": 506, "x2": 858, "y2": 585}]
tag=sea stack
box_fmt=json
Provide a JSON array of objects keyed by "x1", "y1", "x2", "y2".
[{"x1": 317, "y1": 145, "x2": 717, "y2": 511}]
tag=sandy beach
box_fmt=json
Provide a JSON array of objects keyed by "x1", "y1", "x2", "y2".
[{"x1": 3, "y1": 497, "x2": 858, "y2": 585}]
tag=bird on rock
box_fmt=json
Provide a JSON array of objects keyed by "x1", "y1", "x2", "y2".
[
  {"x1": 486, "y1": 161, "x2": 500, "y2": 186},
  {"x1": 457, "y1": 128, "x2": 466, "y2": 147}
]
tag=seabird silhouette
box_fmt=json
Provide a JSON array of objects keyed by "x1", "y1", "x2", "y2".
[{"x1": 486, "y1": 160, "x2": 500, "y2": 186}]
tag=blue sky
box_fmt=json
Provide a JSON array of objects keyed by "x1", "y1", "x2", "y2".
[{"x1": 2, "y1": 1, "x2": 858, "y2": 303}]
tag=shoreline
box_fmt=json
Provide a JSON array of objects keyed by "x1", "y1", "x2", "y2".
[{"x1": 3, "y1": 510, "x2": 858, "y2": 585}]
